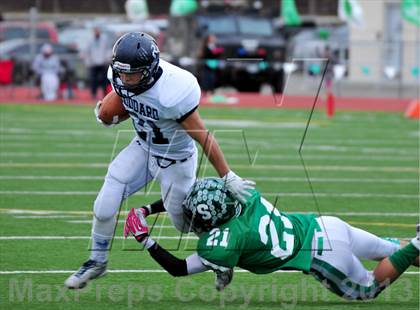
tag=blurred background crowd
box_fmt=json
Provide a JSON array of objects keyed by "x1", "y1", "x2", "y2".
[{"x1": 0, "y1": 0, "x2": 418, "y2": 101}]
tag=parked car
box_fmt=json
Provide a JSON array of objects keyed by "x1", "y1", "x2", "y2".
[
  {"x1": 164, "y1": 12, "x2": 285, "y2": 92},
  {"x1": 0, "y1": 39, "x2": 84, "y2": 83},
  {"x1": 58, "y1": 26, "x2": 94, "y2": 52},
  {"x1": 0, "y1": 21, "x2": 58, "y2": 43},
  {"x1": 286, "y1": 25, "x2": 349, "y2": 73},
  {"x1": 58, "y1": 20, "x2": 164, "y2": 53}
]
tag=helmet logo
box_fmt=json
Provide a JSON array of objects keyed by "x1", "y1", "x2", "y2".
[
  {"x1": 196, "y1": 204, "x2": 211, "y2": 220},
  {"x1": 151, "y1": 45, "x2": 159, "y2": 59}
]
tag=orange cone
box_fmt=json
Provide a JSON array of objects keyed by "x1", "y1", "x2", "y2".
[
  {"x1": 326, "y1": 92, "x2": 335, "y2": 118},
  {"x1": 405, "y1": 99, "x2": 420, "y2": 119}
]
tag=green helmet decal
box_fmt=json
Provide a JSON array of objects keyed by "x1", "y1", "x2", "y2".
[{"x1": 183, "y1": 178, "x2": 242, "y2": 232}]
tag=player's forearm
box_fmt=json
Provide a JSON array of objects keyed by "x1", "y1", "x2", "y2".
[
  {"x1": 200, "y1": 132, "x2": 230, "y2": 177},
  {"x1": 144, "y1": 239, "x2": 189, "y2": 277},
  {"x1": 143, "y1": 239, "x2": 207, "y2": 277}
]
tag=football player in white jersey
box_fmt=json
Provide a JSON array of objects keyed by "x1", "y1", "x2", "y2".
[{"x1": 65, "y1": 32, "x2": 255, "y2": 289}]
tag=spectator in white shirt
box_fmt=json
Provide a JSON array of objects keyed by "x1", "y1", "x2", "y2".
[{"x1": 32, "y1": 44, "x2": 62, "y2": 101}]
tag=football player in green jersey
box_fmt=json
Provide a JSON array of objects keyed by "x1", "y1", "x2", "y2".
[{"x1": 124, "y1": 177, "x2": 419, "y2": 300}]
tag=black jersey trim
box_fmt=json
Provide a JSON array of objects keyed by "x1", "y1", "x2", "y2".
[{"x1": 176, "y1": 105, "x2": 199, "y2": 123}]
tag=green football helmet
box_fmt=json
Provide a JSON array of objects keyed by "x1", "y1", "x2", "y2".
[{"x1": 183, "y1": 178, "x2": 242, "y2": 232}]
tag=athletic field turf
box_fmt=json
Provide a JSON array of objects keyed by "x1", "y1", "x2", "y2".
[{"x1": 0, "y1": 103, "x2": 418, "y2": 309}]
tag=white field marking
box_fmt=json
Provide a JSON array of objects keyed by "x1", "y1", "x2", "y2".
[
  {"x1": 66, "y1": 220, "x2": 173, "y2": 227},
  {"x1": 0, "y1": 176, "x2": 103, "y2": 180},
  {"x1": 222, "y1": 144, "x2": 418, "y2": 156},
  {"x1": 0, "y1": 163, "x2": 108, "y2": 168},
  {"x1": 0, "y1": 142, "x2": 112, "y2": 148},
  {"x1": 1, "y1": 142, "x2": 418, "y2": 157},
  {"x1": 0, "y1": 121, "x2": 319, "y2": 133},
  {"x1": 0, "y1": 121, "x2": 413, "y2": 137},
  {"x1": 250, "y1": 177, "x2": 418, "y2": 184},
  {"x1": 0, "y1": 122, "x2": 416, "y2": 139},
  {"x1": 228, "y1": 144, "x2": 419, "y2": 156},
  {"x1": 0, "y1": 152, "x2": 109, "y2": 158},
  {"x1": 1, "y1": 130, "x2": 418, "y2": 149},
  {"x1": 0, "y1": 175, "x2": 417, "y2": 184},
  {"x1": 3, "y1": 126, "x2": 414, "y2": 146},
  {"x1": 14, "y1": 215, "x2": 88, "y2": 219},
  {"x1": 1, "y1": 152, "x2": 418, "y2": 162},
  {"x1": 0, "y1": 128, "x2": 115, "y2": 137},
  {"x1": 0, "y1": 269, "x2": 417, "y2": 275},
  {"x1": 0, "y1": 190, "x2": 418, "y2": 199},
  {"x1": 1, "y1": 139, "x2": 418, "y2": 155},
  {"x1": 0, "y1": 124, "x2": 416, "y2": 139},
  {"x1": 0, "y1": 163, "x2": 417, "y2": 173},
  {"x1": 2, "y1": 135, "x2": 418, "y2": 153},
  {"x1": 0, "y1": 236, "x2": 197, "y2": 240},
  {"x1": 1, "y1": 208, "x2": 418, "y2": 217},
  {"x1": 1, "y1": 128, "x2": 417, "y2": 147},
  {"x1": 0, "y1": 209, "x2": 94, "y2": 215},
  {"x1": 214, "y1": 138, "x2": 418, "y2": 149}
]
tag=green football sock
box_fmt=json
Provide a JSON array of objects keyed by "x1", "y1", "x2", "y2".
[{"x1": 388, "y1": 243, "x2": 419, "y2": 274}]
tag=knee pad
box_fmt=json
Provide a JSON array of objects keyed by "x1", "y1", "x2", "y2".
[{"x1": 93, "y1": 175, "x2": 126, "y2": 221}]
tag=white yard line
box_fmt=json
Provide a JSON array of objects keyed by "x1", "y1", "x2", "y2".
[
  {"x1": 0, "y1": 209, "x2": 94, "y2": 215},
  {"x1": 250, "y1": 177, "x2": 418, "y2": 184},
  {"x1": 1, "y1": 209, "x2": 418, "y2": 217},
  {"x1": 0, "y1": 176, "x2": 103, "y2": 180},
  {"x1": 14, "y1": 215, "x2": 88, "y2": 219},
  {"x1": 0, "y1": 269, "x2": 417, "y2": 275},
  {"x1": 1, "y1": 126, "x2": 417, "y2": 143},
  {"x1": 0, "y1": 163, "x2": 418, "y2": 172},
  {"x1": 64, "y1": 220, "x2": 173, "y2": 227},
  {"x1": 0, "y1": 190, "x2": 417, "y2": 199},
  {"x1": 1, "y1": 152, "x2": 418, "y2": 162},
  {"x1": 0, "y1": 175, "x2": 417, "y2": 184}
]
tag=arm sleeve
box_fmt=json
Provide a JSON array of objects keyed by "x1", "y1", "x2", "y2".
[
  {"x1": 141, "y1": 199, "x2": 165, "y2": 216},
  {"x1": 186, "y1": 253, "x2": 210, "y2": 274},
  {"x1": 147, "y1": 241, "x2": 207, "y2": 277}
]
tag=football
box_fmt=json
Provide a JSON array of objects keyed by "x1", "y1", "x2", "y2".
[{"x1": 98, "y1": 91, "x2": 129, "y2": 125}]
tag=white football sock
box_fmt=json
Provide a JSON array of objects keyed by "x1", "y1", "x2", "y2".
[{"x1": 89, "y1": 215, "x2": 118, "y2": 263}]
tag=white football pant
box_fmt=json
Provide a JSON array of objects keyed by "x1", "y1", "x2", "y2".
[{"x1": 90, "y1": 136, "x2": 197, "y2": 262}]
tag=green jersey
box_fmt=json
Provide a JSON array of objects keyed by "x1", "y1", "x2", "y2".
[{"x1": 197, "y1": 190, "x2": 320, "y2": 274}]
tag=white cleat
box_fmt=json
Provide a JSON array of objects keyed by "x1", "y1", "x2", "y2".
[
  {"x1": 64, "y1": 260, "x2": 107, "y2": 289},
  {"x1": 411, "y1": 223, "x2": 420, "y2": 250}
]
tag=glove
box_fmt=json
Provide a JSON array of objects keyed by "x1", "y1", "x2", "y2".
[
  {"x1": 124, "y1": 208, "x2": 149, "y2": 242},
  {"x1": 223, "y1": 171, "x2": 255, "y2": 204},
  {"x1": 94, "y1": 100, "x2": 118, "y2": 127},
  {"x1": 215, "y1": 268, "x2": 234, "y2": 291}
]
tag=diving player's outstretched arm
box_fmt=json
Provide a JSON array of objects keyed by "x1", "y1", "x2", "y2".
[
  {"x1": 180, "y1": 110, "x2": 255, "y2": 203},
  {"x1": 124, "y1": 208, "x2": 208, "y2": 277}
]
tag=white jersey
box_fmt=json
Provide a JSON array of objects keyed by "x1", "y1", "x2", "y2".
[{"x1": 108, "y1": 60, "x2": 200, "y2": 160}]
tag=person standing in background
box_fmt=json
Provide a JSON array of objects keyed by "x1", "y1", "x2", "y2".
[
  {"x1": 199, "y1": 34, "x2": 223, "y2": 95},
  {"x1": 84, "y1": 27, "x2": 111, "y2": 99},
  {"x1": 32, "y1": 44, "x2": 62, "y2": 101}
]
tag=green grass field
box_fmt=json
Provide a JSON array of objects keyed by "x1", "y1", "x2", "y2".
[{"x1": 0, "y1": 103, "x2": 419, "y2": 309}]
